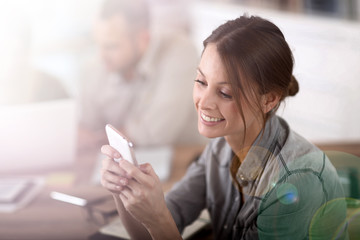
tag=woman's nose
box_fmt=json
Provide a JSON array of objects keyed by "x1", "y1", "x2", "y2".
[{"x1": 198, "y1": 90, "x2": 216, "y2": 110}]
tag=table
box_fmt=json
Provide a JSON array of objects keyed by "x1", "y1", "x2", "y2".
[
  {"x1": 0, "y1": 186, "x2": 105, "y2": 240},
  {"x1": 0, "y1": 145, "x2": 205, "y2": 240}
]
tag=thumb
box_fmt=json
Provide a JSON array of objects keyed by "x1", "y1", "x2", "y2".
[{"x1": 139, "y1": 163, "x2": 157, "y2": 177}]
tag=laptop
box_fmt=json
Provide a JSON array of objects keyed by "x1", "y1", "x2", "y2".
[{"x1": 0, "y1": 99, "x2": 77, "y2": 212}]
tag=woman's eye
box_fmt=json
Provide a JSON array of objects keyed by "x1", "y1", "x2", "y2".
[
  {"x1": 194, "y1": 79, "x2": 206, "y2": 86},
  {"x1": 220, "y1": 91, "x2": 232, "y2": 99}
]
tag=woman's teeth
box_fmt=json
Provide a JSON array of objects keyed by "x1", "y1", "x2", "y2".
[{"x1": 201, "y1": 112, "x2": 223, "y2": 122}]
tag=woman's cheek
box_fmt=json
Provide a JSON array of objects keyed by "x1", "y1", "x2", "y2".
[{"x1": 193, "y1": 86, "x2": 201, "y2": 109}]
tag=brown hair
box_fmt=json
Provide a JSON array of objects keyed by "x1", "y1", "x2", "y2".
[{"x1": 203, "y1": 15, "x2": 299, "y2": 139}]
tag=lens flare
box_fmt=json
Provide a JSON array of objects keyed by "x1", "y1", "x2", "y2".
[{"x1": 276, "y1": 183, "x2": 299, "y2": 205}]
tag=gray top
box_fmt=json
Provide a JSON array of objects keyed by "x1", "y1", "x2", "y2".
[{"x1": 166, "y1": 115, "x2": 348, "y2": 240}]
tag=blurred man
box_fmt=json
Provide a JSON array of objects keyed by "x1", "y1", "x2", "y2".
[{"x1": 78, "y1": 0, "x2": 203, "y2": 150}]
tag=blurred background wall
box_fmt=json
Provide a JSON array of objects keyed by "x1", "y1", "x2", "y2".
[
  {"x1": 0, "y1": 0, "x2": 359, "y2": 143},
  {"x1": 189, "y1": 1, "x2": 360, "y2": 143}
]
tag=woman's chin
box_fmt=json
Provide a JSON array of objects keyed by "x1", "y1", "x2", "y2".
[{"x1": 198, "y1": 129, "x2": 222, "y2": 139}]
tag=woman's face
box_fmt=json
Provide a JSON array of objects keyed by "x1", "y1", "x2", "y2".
[{"x1": 193, "y1": 44, "x2": 261, "y2": 140}]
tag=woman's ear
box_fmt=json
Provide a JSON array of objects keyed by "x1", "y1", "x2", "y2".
[{"x1": 261, "y1": 92, "x2": 280, "y2": 114}]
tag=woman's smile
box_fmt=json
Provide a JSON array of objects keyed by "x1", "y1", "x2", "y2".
[{"x1": 200, "y1": 112, "x2": 225, "y2": 126}]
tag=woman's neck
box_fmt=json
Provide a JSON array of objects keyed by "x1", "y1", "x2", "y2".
[{"x1": 225, "y1": 120, "x2": 263, "y2": 163}]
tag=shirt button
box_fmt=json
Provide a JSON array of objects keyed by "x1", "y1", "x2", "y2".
[
  {"x1": 238, "y1": 174, "x2": 248, "y2": 186},
  {"x1": 224, "y1": 225, "x2": 228, "y2": 229},
  {"x1": 235, "y1": 196, "x2": 239, "y2": 201}
]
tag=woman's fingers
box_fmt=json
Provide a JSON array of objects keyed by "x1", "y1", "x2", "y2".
[
  {"x1": 101, "y1": 180, "x2": 123, "y2": 193},
  {"x1": 138, "y1": 163, "x2": 151, "y2": 174},
  {"x1": 102, "y1": 167, "x2": 128, "y2": 185},
  {"x1": 100, "y1": 157, "x2": 131, "y2": 194},
  {"x1": 118, "y1": 162, "x2": 161, "y2": 202},
  {"x1": 101, "y1": 157, "x2": 127, "y2": 176},
  {"x1": 116, "y1": 165, "x2": 167, "y2": 228},
  {"x1": 100, "y1": 174, "x2": 123, "y2": 193},
  {"x1": 101, "y1": 144, "x2": 121, "y2": 159},
  {"x1": 100, "y1": 168, "x2": 128, "y2": 192},
  {"x1": 139, "y1": 163, "x2": 158, "y2": 179},
  {"x1": 119, "y1": 160, "x2": 157, "y2": 187}
]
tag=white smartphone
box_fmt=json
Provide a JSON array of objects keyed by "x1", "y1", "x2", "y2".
[{"x1": 105, "y1": 124, "x2": 138, "y2": 166}]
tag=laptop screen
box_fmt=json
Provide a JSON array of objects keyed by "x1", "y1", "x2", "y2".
[{"x1": 0, "y1": 99, "x2": 77, "y2": 175}]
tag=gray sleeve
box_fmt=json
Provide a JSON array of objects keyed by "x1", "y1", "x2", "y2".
[{"x1": 165, "y1": 145, "x2": 210, "y2": 233}]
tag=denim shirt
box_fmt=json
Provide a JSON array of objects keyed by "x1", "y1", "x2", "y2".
[{"x1": 166, "y1": 115, "x2": 348, "y2": 240}]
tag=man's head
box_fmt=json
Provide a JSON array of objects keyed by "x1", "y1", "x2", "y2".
[{"x1": 95, "y1": 0, "x2": 150, "y2": 77}]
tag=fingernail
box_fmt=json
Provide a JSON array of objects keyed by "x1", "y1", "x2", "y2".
[
  {"x1": 114, "y1": 153, "x2": 120, "y2": 158},
  {"x1": 116, "y1": 185, "x2": 121, "y2": 189}
]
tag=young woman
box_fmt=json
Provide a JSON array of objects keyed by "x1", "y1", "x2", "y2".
[{"x1": 100, "y1": 15, "x2": 348, "y2": 240}]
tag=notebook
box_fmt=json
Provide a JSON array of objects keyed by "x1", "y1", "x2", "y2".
[{"x1": 0, "y1": 177, "x2": 44, "y2": 213}]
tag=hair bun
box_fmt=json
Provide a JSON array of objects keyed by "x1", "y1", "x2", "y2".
[{"x1": 288, "y1": 75, "x2": 299, "y2": 97}]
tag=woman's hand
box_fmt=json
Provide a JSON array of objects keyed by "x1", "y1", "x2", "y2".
[
  {"x1": 100, "y1": 145, "x2": 130, "y2": 194},
  {"x1": 117, "y1": 159, "x2": 169, "y2": 228},
  {"x1": 100, "y1": 145, "x2": 181, "y2": 239}
]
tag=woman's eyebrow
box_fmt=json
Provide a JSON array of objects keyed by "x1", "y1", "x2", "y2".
[
  {"x1": 218, "y1": 82, "x2": 230, "y2": 85},
  {"x1": 196, "y1": 67, "x2": 205, "y2": 77},
  {"x1": 197, "y1": 67, "x2": 229, "y2": 85}
]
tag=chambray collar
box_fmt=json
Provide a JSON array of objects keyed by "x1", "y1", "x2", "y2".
[{"x1": 235, "y1": 115, "x2": 282, "y2": 188}]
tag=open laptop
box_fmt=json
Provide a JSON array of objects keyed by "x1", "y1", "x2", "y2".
[{"x1": 0, "y1": 99, "x2": 77, "y2": 212}]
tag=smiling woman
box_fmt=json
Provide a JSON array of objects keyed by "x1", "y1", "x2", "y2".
[
  {"x1": 99, "y1": 14, "x2": 348, "y2": 240},
  {"x1": 193, "y1": 43, "x2": 265, "y2": 148}
]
